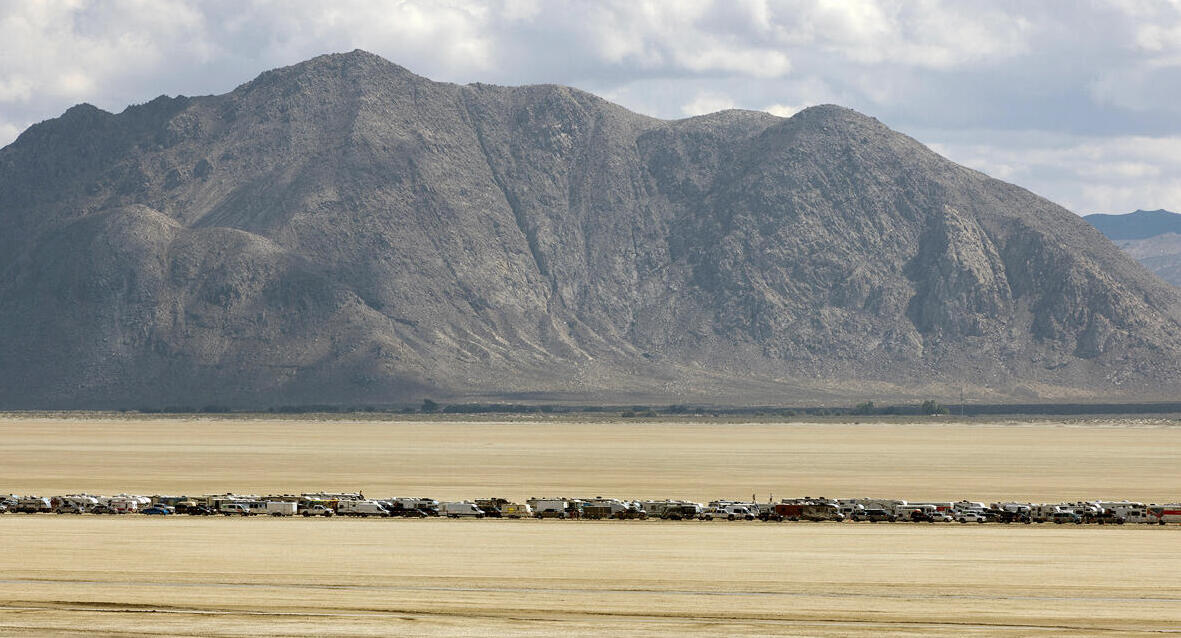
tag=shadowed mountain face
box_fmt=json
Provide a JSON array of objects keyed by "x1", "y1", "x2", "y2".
[
  {"x1": 2, "y1": 50, "x2": 1181, "y2": 409},
  {"x1": 1085, "y1": 210, "x2": 1181, "y2": 288}
]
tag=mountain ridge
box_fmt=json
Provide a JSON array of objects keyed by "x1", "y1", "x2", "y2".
[
  {"x1": 2, "y1": 50, "x2": 1180, "y2": 408},
  {"x1": 1084, "y1": 209, "x2": 1181, "y2": 287}
]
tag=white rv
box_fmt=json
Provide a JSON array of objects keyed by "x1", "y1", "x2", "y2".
[{"x1": 336, "y1": 500, "x2": 391, "y2": 517}]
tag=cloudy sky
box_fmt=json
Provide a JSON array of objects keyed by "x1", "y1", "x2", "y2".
[{"x1": 2, "y1": 0, "x2": 1180, "y2": 215}]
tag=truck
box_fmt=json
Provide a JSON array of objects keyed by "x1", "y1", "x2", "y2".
[
  {"x1": 474, "y1": 498, "x2": 511, "y2": 518},
  {"x1": 300, "y1": 504, "x2": 335, "y2": 517},
  {"x1": 440, "y1": 501, "x2": 485, "y2": 518},
  {"x1": 851, "y1": 508, "x2": 897, "y2": 523},
  {"x1": 336, "y1": 499, "x2": 391, "y2": 517},
  {"x1": 701, "y1": 502, "x2": 755, "y2": 521},
  {"x1": 383, "y1": 497, "x2": 440, "y2": 516}
]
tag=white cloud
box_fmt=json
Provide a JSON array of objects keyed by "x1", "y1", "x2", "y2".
[
  {"x1": 2, "y1": 1, "x2": 1181, "y2": 216},
  {"x1": 764, "y1": 103, "x2": 808, "y2": 118},
  {"x1": 681, "y1": 92, "x2": 736, "y2": 116},
  {"x1": 926, "y1": 131, "x2": 1181, "y2": 214}
]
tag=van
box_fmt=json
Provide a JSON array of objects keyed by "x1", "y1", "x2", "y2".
[
  {"x1": 499, "y1": 503, "x2": 532, "y2": 519},
  {"x1": 440, "y1": 501, "x2": 485, "y2": 518}
]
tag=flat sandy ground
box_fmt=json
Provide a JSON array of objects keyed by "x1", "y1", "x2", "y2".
[
  {"x1": 2, "y1": 416, "x2": 1180, "y2": 502},
  {"x1": 2, "y1": 518, "x2": 1179, "y2": 636},
  {"x1": 2, "y1": 416, "x2": 1180, "y2": 636}
]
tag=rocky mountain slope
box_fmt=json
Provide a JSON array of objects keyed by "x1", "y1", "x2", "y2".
[
  {"x1": 2, "y1": 50, "x2": 1180, "y2": 408},
  {"x1": 1085, "y1": 210, "x2": 1181, "y2": 287}
]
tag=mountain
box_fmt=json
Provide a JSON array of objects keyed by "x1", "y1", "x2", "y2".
[
  {"x1": 2, "y1": 50, "x2": 1181, "y2": 409},
  {"x1": 1084, "y1": 209, "x2": 1181, "y2": 240},
  {"x1": 1084, "y1": 210, "x2": 1181, "y2": 287}
]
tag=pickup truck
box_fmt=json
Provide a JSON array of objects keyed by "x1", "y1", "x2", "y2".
[
  {"x1": 851, "y1": 508, "x2": 897, "y2": 522},
  {"x1": 700, "y1": 505, "x2": 755, "y2": 521},
  {"x1": 955, "y1": 510, "x2": 988, "y2": 523}
]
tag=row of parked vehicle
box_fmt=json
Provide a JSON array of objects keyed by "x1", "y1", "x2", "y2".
[{"x1": 3, "y1": 492, "x2": 1179, "y2": 525}]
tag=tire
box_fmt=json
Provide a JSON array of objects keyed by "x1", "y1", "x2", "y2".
[{"x1": 727, "y1": 514, "x2": 735, "y2": 521}]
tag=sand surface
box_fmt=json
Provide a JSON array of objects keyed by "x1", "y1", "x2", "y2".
[
  {"x1": 2, "y1": 417, "x2": 1180, "y2": 636},
  {"x1": 1, "y1": 417, "x2": 1179, "y2": 501},
  {"x1": 2, "y1": 517, "x2": 1179, "y2": 636}
]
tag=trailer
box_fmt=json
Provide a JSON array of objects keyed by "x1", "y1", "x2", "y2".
[
  {"x1": 13, "y1": 497, "x2": 52, "y2": 513},
  {"x1": 500, "y1": 502, "x2": 533, "y2": 519},
  {"x1": 51, "y1": 495, "x2": 99, "y2": 513},
  {"x1": 107, "y1": 497, "x2": 141, "y2": 514},
  {"x1": 763, "y1": 499, "x2": 844, "y2": 522},
  {"x1": 259, "y1": 501, "x2": 297, "y2": 516},
  {"x1": 1148, "y1": 504, "x2": 1181, "y2": 524},
  {"x1": 1097, "y1": 501, "x2": 1151, "y2": 524},
  {"x1": 527, "y1": 498, "x2": 570, "y2": 519}
]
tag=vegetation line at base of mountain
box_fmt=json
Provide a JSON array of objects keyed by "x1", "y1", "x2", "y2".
[{"x1": 3, "y1": 401, "x2": 1181, "y2": 420}]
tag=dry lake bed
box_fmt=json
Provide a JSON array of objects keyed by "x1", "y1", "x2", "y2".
[{"x1": 1, "y1": 416, "x2": 1179, "y2": 636}]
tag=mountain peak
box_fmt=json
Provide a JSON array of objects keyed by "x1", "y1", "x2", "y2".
[{"x1": 236, "y1": 49, "x2": 425, "y2": 96}]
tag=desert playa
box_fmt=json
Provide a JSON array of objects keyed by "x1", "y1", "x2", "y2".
[
  {"x1": 0, "y1": 516, "x2": 1177, "y2": 636},
  {"x1": 2, "y1": 416, "x2": 1180, "y2": 636},
  {"x1": 2, "y1": 416, "x2": 1180, "y2": 501}
]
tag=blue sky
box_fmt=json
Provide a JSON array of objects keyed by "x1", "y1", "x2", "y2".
[{"x1": 2, "y1": 0, "x2": 1180, "y2": 215}]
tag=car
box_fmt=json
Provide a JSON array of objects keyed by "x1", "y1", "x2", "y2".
[
  {"x1": 220, "y1": 503, "x2": 254, "y2": 516},
  {"x1": 851, "y1": 509, "x2": 897, "y2": 523},
  {"x1": 90, "y1": 504, "x2": 118, "y2": 515},
  {"x1": 300, "y1": 504, "x2": 335, "y2": 517},
  {"x1": 142, "y1": 505, "x2": 174, "y2": 515},
  {"x1": 0, "y1": 503, "x2": 7, "y2": 514},
  {"x1": 1051, "y1": 511, "x2": 1082, "y2": 524},
  {"x1": 54, "y1": 502, "x2": 88, "y2": 514},
  {"x1": 956, "y1": 511, "x2": 988, "y2": 523}
]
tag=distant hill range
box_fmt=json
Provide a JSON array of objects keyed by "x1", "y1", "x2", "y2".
[
  {"x1": 1084, "y1": 210, "x2": 1181, "y2": 287},
  {"x1": 2, "y1": 50, "x2": 1181, "y2": 409}
]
